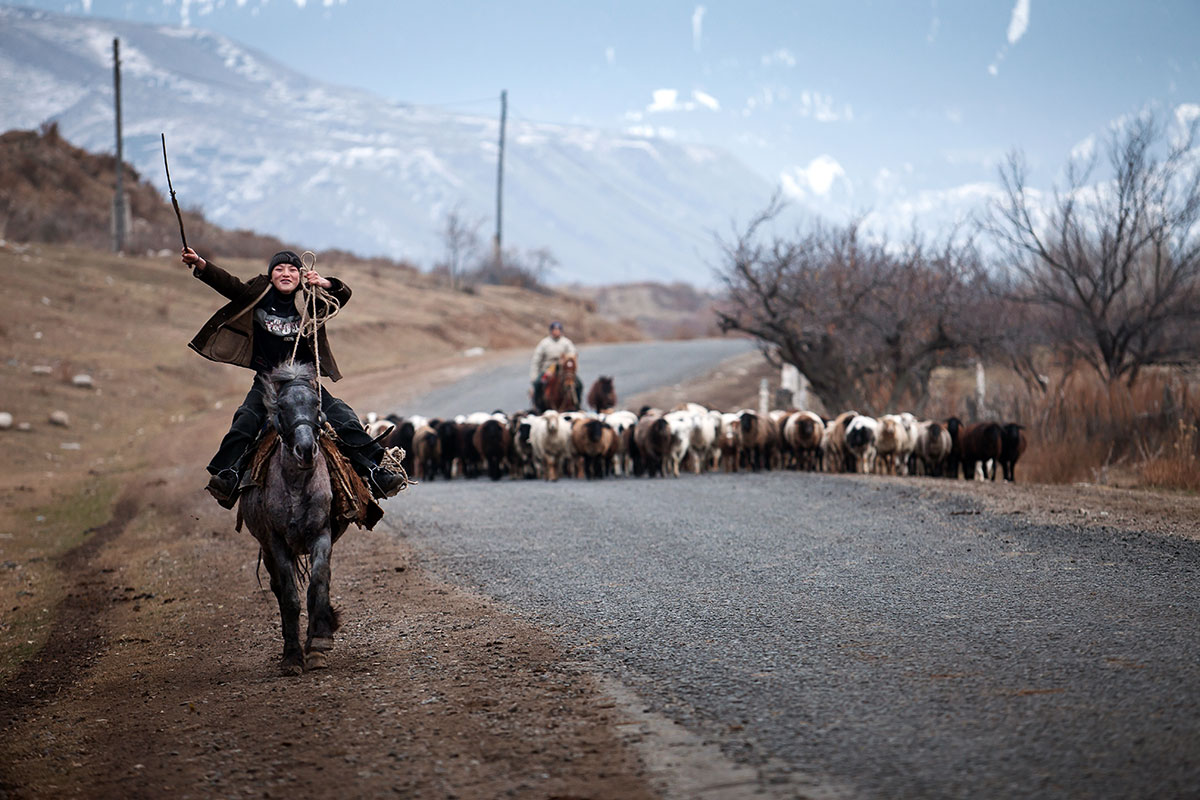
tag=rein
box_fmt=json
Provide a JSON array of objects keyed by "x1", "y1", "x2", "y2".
[{"x1": 287, "y1": 250, "x2": 342, "y2": 379}]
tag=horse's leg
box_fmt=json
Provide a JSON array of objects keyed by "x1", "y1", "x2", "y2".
[
  {"x1": 261, "y1": 538, "x2": 304, "y2": 675},
  {"x1": 304, "y1": 528, "x2": 339, "y2": 669}
]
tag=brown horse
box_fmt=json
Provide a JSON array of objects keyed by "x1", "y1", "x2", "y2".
[
  {"x1": 539, "y1": 353, "x2": 581, "y2": 412},
  {"x1": 587, "y1": 375, "x2": 617, "y2": 412}
]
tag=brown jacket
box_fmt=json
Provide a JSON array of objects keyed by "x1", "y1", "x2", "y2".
[{"x1": 187, "y1": 261, "x2": 352, "y2": 381}]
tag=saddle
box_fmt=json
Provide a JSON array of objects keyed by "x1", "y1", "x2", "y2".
[{"x1": 236, "y1": 425, "x2": 388, "y2": 537}]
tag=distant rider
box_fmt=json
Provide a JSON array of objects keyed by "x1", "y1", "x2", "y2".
[
  {"x1": 529, "y1": 321, "x2": 578, "y2": 409},
  {"x1": 180, "y1": 247, "x2": 406, "y2": 508}
]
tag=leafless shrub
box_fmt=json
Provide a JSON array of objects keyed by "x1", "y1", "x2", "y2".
[
  {"x1": 464, "y1": 245, "x2": 555, "y2": 293},
  {"x1": 715, "y1": 196, "x2": 1008, "y2": 413},
  {"x1": 434, "y1": 206, "x2": 483, "y2": 291}
]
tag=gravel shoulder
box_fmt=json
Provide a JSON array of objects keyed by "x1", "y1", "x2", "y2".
[{"x1": 910, "y1": 474, "x2": 1200, "y2": 542}]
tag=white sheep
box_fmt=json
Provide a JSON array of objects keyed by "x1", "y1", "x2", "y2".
[
  {"x1": 875, "y1": 414, "x2": 913, "y2": 475},
  {"x1": 662, "y1": 410, "x2": 695, "y2": 477},
  {"x1": 530, "y1": 410, "x2": 572, "y2": 481}
]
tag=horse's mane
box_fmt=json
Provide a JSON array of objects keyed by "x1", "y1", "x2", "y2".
[{"x1": 261, "y1": 362, "x2": 318, "y2": 418}]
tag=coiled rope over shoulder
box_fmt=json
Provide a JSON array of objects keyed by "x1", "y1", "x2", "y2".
[{"x1": 288, "y1": 250, "x2": 342, "y2": 378}]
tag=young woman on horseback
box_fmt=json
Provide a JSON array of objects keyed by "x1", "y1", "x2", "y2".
[{"x1": 180, "y1": 247, "x2": 406, "y2": 508}]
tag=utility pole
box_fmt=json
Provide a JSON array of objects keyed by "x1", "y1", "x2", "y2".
[
  {"x1": 111, "y1": 37, "x2": 126, "y2": 253},
  {"x1": 492, "y1": 89, "x2": 507, "y2": 266}
]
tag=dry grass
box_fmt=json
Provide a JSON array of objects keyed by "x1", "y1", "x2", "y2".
[
  {"x1": 926, "y1": 364, "x2": 1200, "y2": 489},
  {"x1": 1140, "y1": 419, "x2": 1200, "y2": 491}
]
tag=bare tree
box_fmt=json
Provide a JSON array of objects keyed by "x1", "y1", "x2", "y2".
[
  {"x1": 715, "y1": 197, "x2": 998, "y2": 413},
  {"x1": 437, "y1": 206, "x2": 482, "y2": 290},
  {"x1": 985, "y1": 112, "x2": 1200, "y2": 385}
]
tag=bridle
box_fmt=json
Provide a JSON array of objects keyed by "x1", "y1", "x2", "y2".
[{"x1": 275, "y1": 376, "x2": 326, "y2": 442}]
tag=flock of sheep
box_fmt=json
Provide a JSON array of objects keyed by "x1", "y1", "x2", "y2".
[{"x1": 365, "y1": 404, "x2": 1029, "y2": 484}]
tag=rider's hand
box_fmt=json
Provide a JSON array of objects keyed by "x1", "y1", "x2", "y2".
[
  {"x1": 181, "y1": 247, "x2": 205, "y2": 271},
  {"x1": 303, "y1": 270, "x2": 332, "y2": 289}
]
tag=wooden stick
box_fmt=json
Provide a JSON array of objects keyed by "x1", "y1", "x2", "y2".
[{"x1": 160, "y1": 133, "x2": 188, "y2": 251}]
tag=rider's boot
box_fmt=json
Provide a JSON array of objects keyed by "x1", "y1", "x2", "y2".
[
  {"x1": 367, "y1": 463, "x2": 407, "y2": 498},
  {"x1": 205, "y1": 468, "x2": 240, "y2": 509},
  {"x1": 207, "y1": 394, "x2": 266, "y2": 509},
  {"x1": 206, "y1": 447, "x2": 253, "y2": 509}
]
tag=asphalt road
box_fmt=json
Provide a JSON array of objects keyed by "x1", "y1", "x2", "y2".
[
  {"x1": 385, "y1": 473, "x2": 1200, "y2": 799},
  {"x1": 389, "y1": 337, "x2": 758, "y2": 418}
]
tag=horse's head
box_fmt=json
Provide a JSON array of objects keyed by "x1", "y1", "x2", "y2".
[
  {"x1": 262, "y1": 363, "x2": 325, "y2": 470},
  {"x1": 560, "y1": 353, "x2": 577, "y2": 376}
]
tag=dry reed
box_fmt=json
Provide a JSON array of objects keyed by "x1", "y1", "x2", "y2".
[{"x1": 965, "y1": 367, "x2": 1200, "y2": 489}]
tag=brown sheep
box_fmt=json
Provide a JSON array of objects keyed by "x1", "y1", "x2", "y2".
[
  {"x1": 999, "y1": 423, "x2": 1028, "y2": 482},
  {"x1": 959, "y1": 421, "x2": 1003, "y2": 480},
  {"x1": 633, "y1": 411, "x2": 672, "y2": 478},
  {"x1": 823, "y1": 410, "x2": 859, "y2": 473},
  {"x1": 571, "y1": 417, "x2": 615, "y2": 479},
  {"x1": 783, "y1": 410, "x2": 824, "y2": 471},
  {"x1": 717, "y1": 412, "x2": 742, "y2": 472},
  {"x1": 411, "y1": 424, "x2": 440, "y2": 481},
  {"x1": 738, "y1": 411, "x2": 773, "y2": 471},
  {"x1": 472, "y1": 417, "x2": 512, "y2": 481}
]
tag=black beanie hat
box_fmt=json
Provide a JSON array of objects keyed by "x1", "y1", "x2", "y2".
[{"x1": 268, "y1": 250, "x2": 303, "y2": 272}]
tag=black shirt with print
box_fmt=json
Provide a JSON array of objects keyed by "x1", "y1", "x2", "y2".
[{"x1": 251, "y1": 288, "x2": 313, "y2": 374}]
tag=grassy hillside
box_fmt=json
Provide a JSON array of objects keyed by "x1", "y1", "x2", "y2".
[{"x1": 0, "y1": 241, "x2": 637, "y2": 483}]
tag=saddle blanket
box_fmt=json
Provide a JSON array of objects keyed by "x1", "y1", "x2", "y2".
[{"x1": 237, "y1": 426, "x2": 384, "y2": 537}]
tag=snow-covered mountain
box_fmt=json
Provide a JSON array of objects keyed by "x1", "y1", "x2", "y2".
[{"x1": 0, "y1": 5, "x2": 774, "y2": 285}]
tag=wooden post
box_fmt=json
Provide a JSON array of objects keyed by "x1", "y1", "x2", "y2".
[
  {"x1": 111, "y1": 38, "x2": 126, "y2": 253},
  {"x1": 975, "y1": 360, "x2": 986, "y2": 417},
  {"x1": 492, "y1": 89, "x2": 507, "y2": 266}
]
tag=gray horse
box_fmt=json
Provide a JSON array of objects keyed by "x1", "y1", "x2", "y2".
[{"x1": 240, "y1": 362, "x2": 347, "y2": 675}]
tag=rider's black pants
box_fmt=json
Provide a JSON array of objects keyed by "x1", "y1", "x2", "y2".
[{"x1": 207, "y1": 380, "x2": 384, "y2": 477}]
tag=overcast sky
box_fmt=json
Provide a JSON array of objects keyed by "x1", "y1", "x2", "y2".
[{"x1": 17, "y1": 0, "x2": 1200, "y2": 236}]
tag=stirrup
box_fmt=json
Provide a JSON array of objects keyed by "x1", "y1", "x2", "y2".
[{"x1": 367, "y1": 465, "x2": 407, "y2": 498}]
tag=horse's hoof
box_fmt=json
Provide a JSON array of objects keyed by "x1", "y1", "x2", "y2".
[
  {"x1": 308, "y1": 636, "x2": 334, "y2": 652},
  {"x1": 280, "y1": 660, "x2": 304, "y2": 677},
  {"x1": 304, "y1": 650, "x2": 328, "y2": 670}
]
